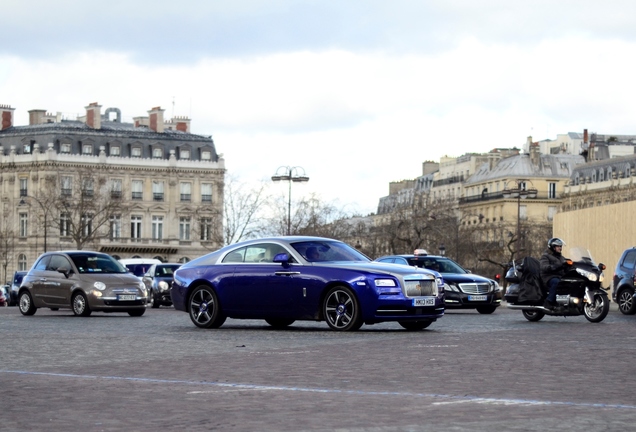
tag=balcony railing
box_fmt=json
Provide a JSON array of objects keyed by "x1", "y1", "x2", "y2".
[
  {"x1": 153, "y1": 193, "x2": 164, "y2": 201},
  {"x1": 132, "y1": 192, "x2": 143, "y2": 200},
  {"x1": 180, "y1": 193, "x2": 191, "y2": 202},
  {"x1": 459, "y1": 190, "x2": 556, "y2": 204}
]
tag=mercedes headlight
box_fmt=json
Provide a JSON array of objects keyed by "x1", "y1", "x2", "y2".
[{"x1": 444, "y1": 283, "x2": 459, "y2": 292}]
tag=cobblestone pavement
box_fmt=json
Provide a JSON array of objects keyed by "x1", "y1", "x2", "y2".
[{"x1": 1, "y1": 302, "x2": 635, "y2": 431}]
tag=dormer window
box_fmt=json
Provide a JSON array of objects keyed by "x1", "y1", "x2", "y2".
[
  {"x1": 153, "y1": 148, "x2": 163, "y2": 158},
  {"x1": 201, "y1": 150, "x2": 211, "y2": 160},
  {"x1": 180, "y1": 149, "x2": 190, "y2": 160},
  {"x1": 61, "y1": 143, "x2": 71, "y2": 153},
  {"x1": 131, "y1": 147, "x2": 142, "y2": 157},
  {"x1": 110, "y1": 146, "x2": 120, "y2": 156},
  {"x1": 82, "y1": 144, "x2": 93, "y2": 155}
]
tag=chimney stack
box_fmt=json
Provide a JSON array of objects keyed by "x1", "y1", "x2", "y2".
[
  {"x1": 85, "y1": 102, "x2": 102, "y2": 129},
  {"x1": 28, "y1": 109, "x2": 47, "y2": 125},
  {"x1": 0, "y1": 104, "x2": 15, "y2": 130},
  {"x1": 148, "y1": 106, "x2": 165, "y2": 133}
]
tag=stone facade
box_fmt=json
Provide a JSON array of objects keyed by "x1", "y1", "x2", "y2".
[{"x1": 0, "y1": 102, "x2": 225, "y2": 282}]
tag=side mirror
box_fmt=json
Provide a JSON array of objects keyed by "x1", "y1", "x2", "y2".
[
  {"x1": 273, "y1": 253, "x2": 290, "y2": 264},
  {"x1": 598, "y1": 263, "x2": 606, "y2": 271},
  {"x1": 57, "y1": 267, "x2": 74, "y2": 278}
]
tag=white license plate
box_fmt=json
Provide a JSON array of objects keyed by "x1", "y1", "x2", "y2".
[
  {"x1": 412, "y1": 297, "x2": 435, "y2": 306},
  {"x1": 468, "y1": 295, "x2": 487, "y2": 301},
  {"x1": 118, "y1": 295, "x2": 136, "y2": 301}
]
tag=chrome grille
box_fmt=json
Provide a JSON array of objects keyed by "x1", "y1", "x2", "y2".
[
  {"x1": 404, "y1": 280, "x2": 437, "y2": 297},
  {"x1": 458, "y1": 283, "x2": 491, "y2": 294}
]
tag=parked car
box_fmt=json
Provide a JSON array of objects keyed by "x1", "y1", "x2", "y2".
[
  {"x1": 18, "y1": 251, "x2": 148, "y2": 317},
  {"x1": 0, "y1": 285, "x2": 8, "y2": 307},
  {"x1": 142, "y1": 263, "x2": 181, "y2": 308},
  {"x1": 612, "y1": 247, "x2": 636, "y2": 314},
  {"x1": 9, "y1": 271, "x2": 27, "y2": 306},
  {"x1": 119, "y1": 258, "x2": 162, "y2": 279},
  {"x1": 374, "y1": 249, "x2": 502, "y2": 314},
  {"x1": 171, "y1": 236, "x2": 445, "y2": 331}
]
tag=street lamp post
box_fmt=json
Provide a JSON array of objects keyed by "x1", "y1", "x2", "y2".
[
  {"x1": 271, "y1": 166, "x2": 309, "y2": 235},
  {"x1": 19, "y1": 195, "x2": 49, "y2": 253},
  {"x1": 502, "y1": 179, "x2": 537, "y2": 259}
]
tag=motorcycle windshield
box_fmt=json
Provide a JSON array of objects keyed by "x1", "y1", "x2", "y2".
[{"x1": 569, "y1": 247, "x2": 597, "y2": 265}]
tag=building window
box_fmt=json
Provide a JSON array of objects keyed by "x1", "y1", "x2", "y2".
[
  {"x1": 153, "y1": 181, "x2": 164, "y2": 201},
  {"x1": 18, "y1": 254, "x2": 27, "y2": 271},
  {"x1": 200, "y1": 217, "x2": 212, "y2": 241},
  {"x1": 178, "y1": 257, "x2": 191, "y2": 263},
  {"x1": 110, "y1": 215, "x2": 121, "y2": 239},
  {"x1": 82, "y1": 144, "x2": 93, "y2": 155},
  {"x1": 180, "y1": 217, "x2": 191, "y2": 241},
  {"x1": 132, "y1": 180, "x2": 143, "y2": 200},
  {"x1": 60, "y1": 213, "x2": 70, "y2": 237},
  {"x1": 81, "y1": 214, "x2": 93, "y2": 236},
  {"x1": 153, "y1": 148, "x2": 163, "y2": 158},
  {"x1": 61, "y1": 143, "x2": 71, "y2": 153},
  {"x1": 180, "y1": 182, "x2": 191, "y2": 201},
  {"x1": 132, "y1": 147, "x2": 142, "y2": 157},
  {"x1": 152, "y1": 216, "x2": 163, "y2": 240},
  {"x1": 19, "y1": 178, "x2": 27, "y2": 197},
  {"x1": 201, "y1": 150, "x2": 211, "y2": 160},
  {"x1": 519, "y1": 205, "x2": 527, "y2": 220},
  {"x1": 111, "y1": 179, "x2": 122, "y2": 199},
  {"x1": 110, "y1": 146, "x2": 120, "y2": 156},
  {"x1": 19, "y1": 213, "x2": 28, "y2": 237},
  {"x1": 23, "y1": 143, "x2": 31, "y2": 154},
  {"x1": 61, "y1": 176, "x2": 72, "y2": 196},
  {"x1": 82, "y1": 178, "x2": 94, "y2": 197},
  {"x1": 548, "y1": 182, "x2": 557, "y2": 199},
  {"x1": 180, "y1": 149, "x2": 190, "y2": 159},
  {"x1": 131, "y1": 215, "x2": 142, "y2": 239},
  {"x1": 201, "y1": 183, "x2": 212, "y2": 202}
]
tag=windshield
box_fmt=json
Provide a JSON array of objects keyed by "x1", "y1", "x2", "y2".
[
  {"x1": 568, "y1": 247, "x2": 597, "y2": 265},
  {"x1": 292, "y1": 241, "x2": 370, "y2": 263},
  {"x1": 405, "y1": 256, "x2": 467, "y2": 274},
  {"x1": 69, "y1": 253, "x2": 128, "y2": 274}
]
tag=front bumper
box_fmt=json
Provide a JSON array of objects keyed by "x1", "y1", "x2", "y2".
[{"x1": 443, "y1": 291, "x2": 502, "y2": 309}]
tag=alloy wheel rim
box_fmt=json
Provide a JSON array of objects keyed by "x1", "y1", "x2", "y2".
[
  {"x1": 325, "y1": 290, "x2": 353, "y2": 329},
  {"x1": 190, "y1": 289, "x2": 213, "y2": 324},
  {"x1": 619, "y1": 291, "x2": 633, "y2": 312},
  {"x1": 74, "y1": 296, "x2": 85, "y2": 314},
  {"x1": 19, "y1": 295, "x2": 30, "y2": 312}
]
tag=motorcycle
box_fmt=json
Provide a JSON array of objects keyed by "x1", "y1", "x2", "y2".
[{"x1": 504, "y1": 247, "x2": 611, "y2": 323}]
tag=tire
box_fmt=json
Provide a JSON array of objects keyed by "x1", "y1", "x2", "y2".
[
  {"x1": 323, "y1": 286, "x2": 363, "y2": 331},
  {"x1": 398, "y1": 321, "x2": 432, "y2": 331},
  {"x1": 476, "y1": 305, "x2": 497, "y2": 314},
  {"x1": 616, "y1": 288, "x2": 636, "y2": 315},
  {"x1": 72, "y1": 292, "x2": 92, "y2": 317},
  {"x1": 128, "y1": 309, "x2": 146, "y2": 317},
  {"x1": 188, "y1": 285, "x2": 226, "y2": 329},
  {"x1": 584, "y1": 293, "x2": 610, "y2": 323},
  {"x1": 265, "y1": 318, "x2": 295, "y2": 328},
  {"x1": 522, "y1": 309, "x2": 544, "y2": 322},
  {"x1": 150, "y1": 291, "x2": 160, "y2": 309},
  {"x1": 18, "y1": 291, "x2": 37, "y2": 316}
]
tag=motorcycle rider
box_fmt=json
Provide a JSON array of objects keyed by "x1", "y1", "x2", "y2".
[{"x1": 539, "y1": 237, "x2": 570, "y2": 309}]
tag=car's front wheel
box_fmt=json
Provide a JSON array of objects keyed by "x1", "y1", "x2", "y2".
[
  {"x1": 150, "y1": 290, "x2": 160, "y2": 309},
  {"x1": 617, "y1": 287, "x2": 636, "y2": 315},
  {"x1": 323, "y1": 286, "x2": 363, "y2": 331},
  {"x1": 398, "y1": 321, "x2": 432, "y2": 331},
  {"x1": 189, "y1": 285, "x2": 226, "y2": 329},
  {"x1": 18, "y1": 291, "x2": 37, "y2": 316},
  {"x1": 72, "y1": 292, "x2": 92, "y2": 317}
]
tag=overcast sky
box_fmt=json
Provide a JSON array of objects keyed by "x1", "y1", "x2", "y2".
[{"x1": 2, "y1": 0, "x2": 636, "y2": 215}]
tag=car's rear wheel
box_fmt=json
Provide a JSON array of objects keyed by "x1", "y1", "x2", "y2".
[
  {"x1": 323, "y1": 286, "x2": 363, "y2": 331},
  {"x1": 189, "y1": 285, "x2": 226, "y2": 329},
  {"x1": 398, "y1": 321, "x2": 432, "y2": 331},
  {"x1": 265, "y1": 318, "x2": 295, "y2": 328},
  {"x1": 72, "y1": 292, "x2": 92, "y2": 317},
  {"x1": 476, "y1": 305, "x2": 497, "y2": 314},
  {"x1": 18, "y1": 291, "x2": 37, "y2": 316},
  {"x1": 617, "y1": 287, "x2": 636, "y2": 315},
  {"x1": 128, "y1": 309, "x2": 146, "y2": 317}
]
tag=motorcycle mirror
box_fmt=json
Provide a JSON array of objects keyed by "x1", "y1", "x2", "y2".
[{"x1": 599, "y1": 263, "x2": 606, "y2": 271}]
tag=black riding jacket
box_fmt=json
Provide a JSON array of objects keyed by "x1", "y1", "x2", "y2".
[{"x1": 539, "y1": 248, "x2": 567, "y2": 286}]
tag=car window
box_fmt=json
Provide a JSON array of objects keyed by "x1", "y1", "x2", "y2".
[
  {"x1": 223, "y1": 248, "x2": 246, "y2": 263},
  {"x1": 47, "y1": 255, "x2": 72, "y2": 272},
  {"x1": 378, "y1": 258, "x2": 394, "y2": 263},
  {"x1": 156, "y1": 265, "x2": 179, "y2": 276},
  {"x1": 292, "y1": 241, "x2": 368, "y2": 262},
  {"x1": 70, "y1": 254, "x2": 128, "y2": 274},
  {"x1": 623, "y1": 250, "x2": 636, "y2": 270},
  {"x1": 34, "y1": 256, "x2": 51, "y2": 271}
]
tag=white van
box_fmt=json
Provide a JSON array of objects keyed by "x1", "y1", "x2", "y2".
[{"x1": 119, "y1": 258, "x2": 162, "y2": 279}]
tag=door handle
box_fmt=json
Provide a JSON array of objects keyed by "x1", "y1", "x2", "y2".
[{"x1": 275, "y1": 271, "x2": 300, "y2": 276}]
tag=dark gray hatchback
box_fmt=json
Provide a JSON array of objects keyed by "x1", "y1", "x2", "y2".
[
  {"x1": 612, "y1": 247, "x2": 636, "y2": 315},
  {"x1": 18, "y1": 251, "x2": 149, "y2": 317}
]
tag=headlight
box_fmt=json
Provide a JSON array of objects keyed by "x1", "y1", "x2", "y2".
[
  {"x1": 93, "y1": 281, "x2": 106, "y2": 291},
  {"x1": 493, "y1": 281, "x2": 502, "y2": 292},
  {"x1": 599, "y1": 273, "x2": 605, "y2": 283},
  {"x1": 576, "y1": 268, "x2": 598, "y2": 282},
  {"x1": 158, "y1": 281, "x2": 170, "y2": 291},
  {"x1": 375, "y1": 279, "x2": 397, "y2": 287},
  {"x1": 139, "y1": 282, "x2": 147, "y2": 295},
  {"x1": 444, "y1": 283, "x2": 459, "y2": 292}
]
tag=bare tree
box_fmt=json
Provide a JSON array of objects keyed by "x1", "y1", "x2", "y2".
[
  {"x1": 0, "y1": 205, "x2": 16, "y2": 284},
  {"x1": 222, "y1": 175, "x2": 269, "y2": 245},
  {"x1": 43, "y1": 168, "x2": 131, "y2": 250}
]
